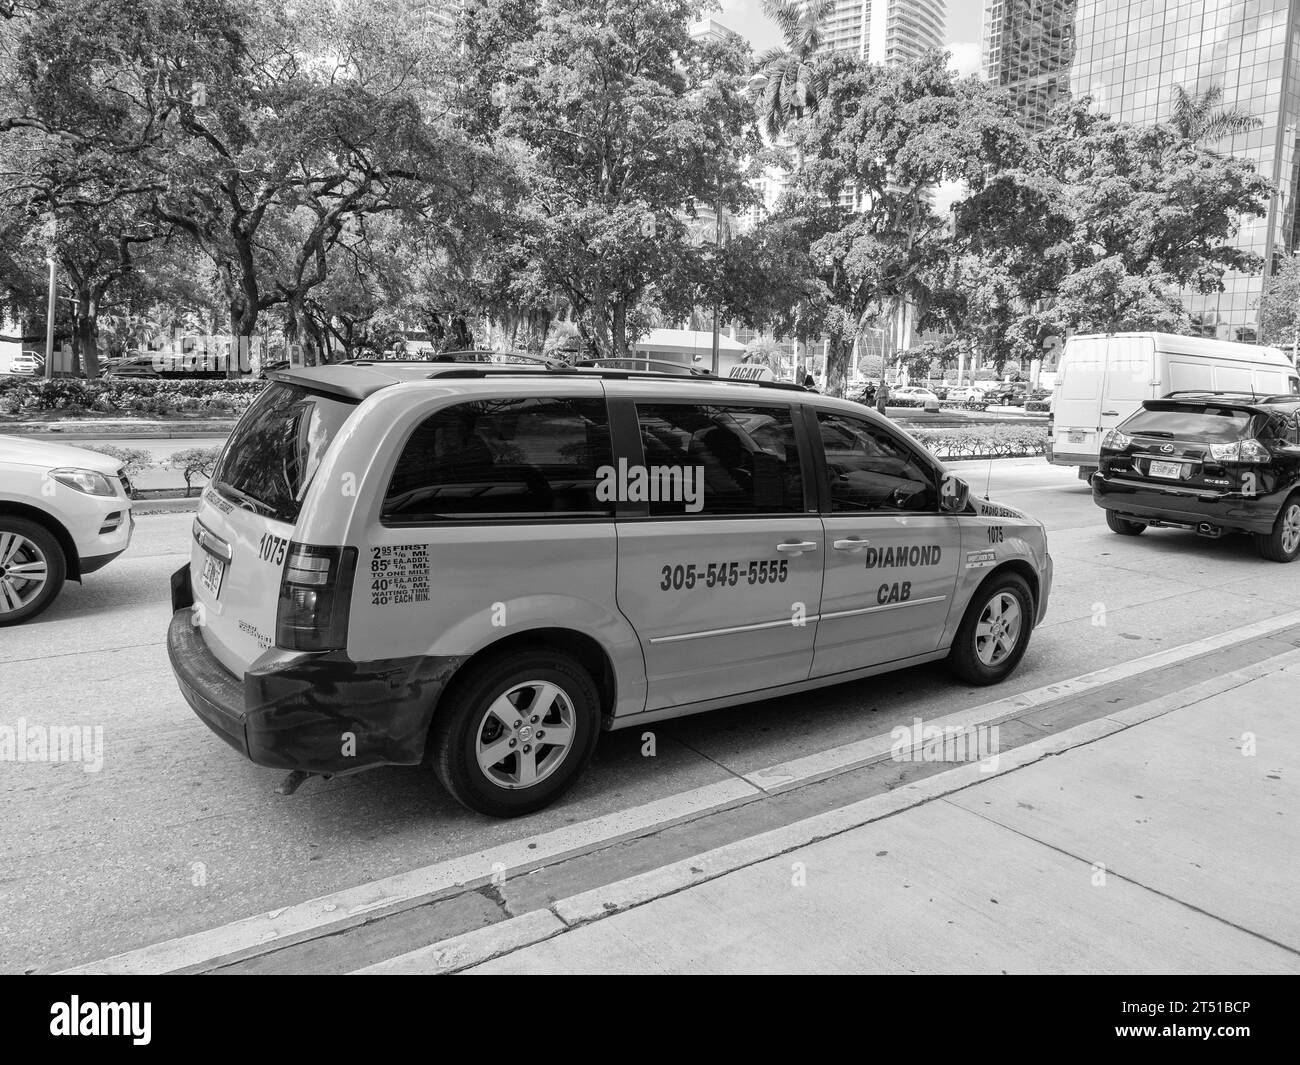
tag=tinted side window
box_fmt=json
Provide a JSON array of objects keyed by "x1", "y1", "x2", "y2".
[
  {"x1": 817, "y1": 412, "x2": 938, "y2": 512},
  {"x1": 634, "y1": 403, "x2": 804, "y2": 516},
  {"x1": 383, "y1": 397, "x2": 613, "y2": 522}
]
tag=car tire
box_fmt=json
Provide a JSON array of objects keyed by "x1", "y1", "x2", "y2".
[
  {"x1": 0, "y1": 517, "x2": 66, "y2": 626},
  {"x1": 1256, "y1": 495, "x2": 1300, "y2": 563},
  {"x1": 430, "y1": 649, "x2": 602, "y2": 817},
  {"x1": 1105, "y1": 511, "x2": 1146, "y2": 536},
  {"x1": 948, "y1": 572, "x2": 1034, "y2": 686}
]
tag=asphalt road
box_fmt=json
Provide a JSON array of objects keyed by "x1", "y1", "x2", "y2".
[{"x1": 5, "y1": 457, "x2": 1300, "y2": 972}]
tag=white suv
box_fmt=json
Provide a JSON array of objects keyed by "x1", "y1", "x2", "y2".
[
  {"x1": 169, "y1": 363, "x2": 1052, "y2": 816},
  {"x1": 0, "y1": 436, "x2": 134, "y2": 624}
]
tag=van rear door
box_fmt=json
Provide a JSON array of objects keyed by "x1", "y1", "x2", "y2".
[
  {"x1": 1051, "y1": 336, "x2": 1156, "y2": 466},
  {"x1": 190, "y1": 382, "x2": 356, "y2": 676}
]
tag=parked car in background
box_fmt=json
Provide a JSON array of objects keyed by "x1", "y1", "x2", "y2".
[
  {"x1": 1049, "y1": 332, "x2": 1298, "y2": 481},
  {"x1": 101, "y1": 357, "x2": 161, "y2": 380},
  {"x1": 1025, "y1": 388, "x2": 1053, "y2": 413},
  {"x1": 982, "y1": 383, "x2": 1027, "y2": 407},
  {"x1": 1092, "y1": 394, "x2": 1300, "y2": 561},
  {"x1": 8, "y1": 350, "x2": 44, "y2": 376},
  {"x1": 0, "y1": 435, "x2": 134, "y2": 624},
  {"x1": 890, "y1": 386, "x2": 942, "y2": 412},
  {"x1": 946, "y1": 385, "x2": 987, "y2": 406}
]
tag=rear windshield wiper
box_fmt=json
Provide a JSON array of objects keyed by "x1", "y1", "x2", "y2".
[
  {"x1": 213, "y1": 480, "x2": 276, "y2": 517},
  {"x1": 1134, "y1": 430, "x2": 1175, "y2": 438}
]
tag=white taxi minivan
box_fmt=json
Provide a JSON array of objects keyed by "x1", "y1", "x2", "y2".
[
  {"x1": 168, "y1": 363, "x2": 1052, "y2": 816},
  {"x1": 1048, "y1": 332, "x2": 1300, "y2": 479}
]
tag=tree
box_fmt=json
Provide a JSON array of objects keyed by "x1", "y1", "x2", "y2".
[
  {"x1": 741, "y1": 336, "x2": 785, "y2": 376},
  {"x1": 948, "y1": 98, "x2": 1272, "y2": 365},
  {"x1": 463, "y1": 0, "x2": 755, "y2": 358},
  {"x1": 753, "y1": 0, "x2": 834, "y2": 140},
  {"x1": 777, "y1": 53, "x2": 1026, "y2": 394},
  {"x1": 1258, "y1": 252, "x2": 1300, "y2": 356},
  {"x1": 1170, "y1": 83, "x2": 1260, "y2": 145},
  {"x1": 170, "y1": 446, "x2": 221, "y2": 496}
]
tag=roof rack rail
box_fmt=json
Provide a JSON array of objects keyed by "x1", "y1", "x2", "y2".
[
  {"x1": 426, "y1": 365, "x2": 810, "y2": 392},
  {"x1": 574, "y1": 357, "x2": 712, "y2": 376}
]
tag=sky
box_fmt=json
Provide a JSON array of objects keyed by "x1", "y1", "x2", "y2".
[{"x1": 715, "y1": 0, "x2": 985, "y2": 76}]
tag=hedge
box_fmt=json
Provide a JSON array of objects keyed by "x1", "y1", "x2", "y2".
[
  {"x1": 910, "y1": 423, "x2": 1048, "y2": 460},
  {"x1": 0, "y1": 377, "x2": 266, "y2": 416}
]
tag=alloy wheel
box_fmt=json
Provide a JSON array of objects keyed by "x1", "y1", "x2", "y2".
[
  {"x1": 1282, "y1": 504, "x2": 1300, "y2": 556},
  {"x1": 475, "y1": 680, "x2": 577, "y2": 790},
  {"x1": 0, "y1": 532, "x2": 49, "y2": 614},
  {"x1": 974, "y1": 591, "x2": 1022, "y2": 666}
]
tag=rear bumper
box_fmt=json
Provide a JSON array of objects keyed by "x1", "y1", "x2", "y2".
[
  {"x1": 1047, "y1": 448, "x2": 1097, "y2": 468},
  {"x1": 167, "y1": 568, "x2": 465, "y2": 774},
  {"x1": 1092, "y1": 474, "x2": 1287, "y2": 534}
]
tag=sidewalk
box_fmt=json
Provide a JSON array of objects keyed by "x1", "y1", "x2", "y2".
[{"x1": 454, "y1": 660, "x2": 1299, "y2": 974}]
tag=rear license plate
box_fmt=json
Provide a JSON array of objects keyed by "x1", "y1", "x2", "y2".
[
  {"x1": 1148, "y1": 460, "x2": 1183, "y2": 479},
  {"x1": 200, "y1": 554, "x2": 226, "y2": 599},
  {"x1": 1068, "y1": 430, "x2": 1084, "y2": 444}
]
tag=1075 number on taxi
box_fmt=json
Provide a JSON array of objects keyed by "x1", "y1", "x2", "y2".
[{"x1": 660, "y1": 559, "x2": 788, "y2": 591}]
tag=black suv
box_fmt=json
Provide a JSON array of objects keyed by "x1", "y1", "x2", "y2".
[{"x1": 1092, "y1": 394, "x2": 1300, "y2": 561}]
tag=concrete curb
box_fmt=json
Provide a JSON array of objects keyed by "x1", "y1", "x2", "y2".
[
  {"x1": 358, "y1": 644, "x2": 1300, "y2": 975},
  {"x1": 132, "y1": 497, "x2": 202, "y2": 515}
]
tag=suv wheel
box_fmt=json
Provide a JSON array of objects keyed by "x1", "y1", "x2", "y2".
[
  {"x1": 0, "y1": 517, "x2": 66, "y2": 626},
  {"x1": 1256, "y1": 496, "x2": 1300, "y2": 563},
  {"x1": 1105, "y1": 511, "x2": 1146, "y2": 536},
  {"x1": 948, "y1": 573, "x2": 1034, "y2": 686},
  {"x1": 430, "y1": 649, "x2": 601, "y2": 817}
]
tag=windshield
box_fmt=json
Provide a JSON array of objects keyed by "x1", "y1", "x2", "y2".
[
  {"x1": 211, "y1": 383, "x2": 355, "y2": 522},
  {"x1": 1121, "y1": 405, "x2": 1254, "y2": 443}
]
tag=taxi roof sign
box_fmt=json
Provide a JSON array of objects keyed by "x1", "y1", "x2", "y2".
[{"x1": 727, "y1": 363, "x2": 776, "y2": 382}]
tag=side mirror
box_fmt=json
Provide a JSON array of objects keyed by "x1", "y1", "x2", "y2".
[{"x1": 940, "y1": 475, "x2": 970, "y2": 513}]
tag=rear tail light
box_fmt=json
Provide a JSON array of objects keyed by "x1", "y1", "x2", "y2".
[
  {"x1": 276, "y1": 543, "x2": 357, "y2": 651},
  {"x1": 1208, "y1": 438, "x2": 1271, "y2": 463},
  {"x1": 1101, "y1": 429, "x2": 1131, "y2": 451}
]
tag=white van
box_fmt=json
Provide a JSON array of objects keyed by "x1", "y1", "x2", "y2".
[{"x1": 1048, "y1": 333, "x2": 1300, "y2": 477}]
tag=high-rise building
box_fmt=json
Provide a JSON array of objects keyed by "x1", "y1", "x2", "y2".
[
  {"x1": 818, "y1": 1, "x2": 947, "y2": 65},
  {"x1": 1065, "y1": 0, "x2": 1300, "y2": 341},
  {"x1": 982, "y1": 1, "x2": 1078, "y2": 129}
]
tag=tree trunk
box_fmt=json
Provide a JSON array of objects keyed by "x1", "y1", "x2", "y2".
[
  {"x1": 71, "y1": 287, "x2": 102, "y2": 379},
  {"x1": 611, "y1": 301, "x2": 628, "y2": 358}
]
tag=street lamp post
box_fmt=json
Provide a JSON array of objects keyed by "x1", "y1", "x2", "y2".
[{"x1": 44, "y1": 258, "x2": 56, "y2": 380}]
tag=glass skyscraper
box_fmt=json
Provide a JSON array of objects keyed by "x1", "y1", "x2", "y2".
[
  {"x1": 818, "y1": 1, "x2": 947, "y2": 64},
  {"x1": 983, "y1": 1, "x2": 1079, "y2": 129},
  {"x1": 986, "y1": 0, "x2": 1300, "y2": 341}
]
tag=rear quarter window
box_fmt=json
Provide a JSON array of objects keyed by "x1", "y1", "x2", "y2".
[{"x1": 211, "y1": 383, "x2": 355, "y2": 522}]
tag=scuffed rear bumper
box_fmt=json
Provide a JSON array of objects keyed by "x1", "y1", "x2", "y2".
[
  {"x1": 166, "y1": 568, "x2": 465, "y2": 774},
  {"x1": 1092, "y1": 474, "x2": 1286, "y2": 535}
]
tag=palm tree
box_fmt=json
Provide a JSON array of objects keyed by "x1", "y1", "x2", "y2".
[
  {"x1": 753, "y1": 0, "x2": 836, "y2": 141},
  {"x1": 1170, "y1": 83, "x2": 1260, "y2": 145}
]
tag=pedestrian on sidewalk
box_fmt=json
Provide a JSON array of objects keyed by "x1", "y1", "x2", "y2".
[{"x1": 875, "y1": 379, "x2": 890, "y2": 416}]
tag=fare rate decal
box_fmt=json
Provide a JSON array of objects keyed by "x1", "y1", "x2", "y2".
[{"x1": 370, "y1": 544, "x2": 431, "y2": 606}]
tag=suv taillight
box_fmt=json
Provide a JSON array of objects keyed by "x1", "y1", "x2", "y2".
[
  {"x1": 1208, "y1": 438, "x2": 1271, "y2": 463},
  {"x1": 276, "y1": 543, "x2": 357, "y2": 651}
]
